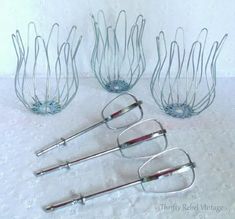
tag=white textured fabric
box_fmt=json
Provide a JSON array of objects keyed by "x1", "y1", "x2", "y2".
[{"x1": 0, "y1": 78, "x2": 234, "y2": 219}]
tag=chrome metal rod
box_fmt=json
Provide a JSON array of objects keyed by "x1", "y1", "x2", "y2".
[
  {"x1": 44, "y1": 179, "x2": 141, "y2": 212},
  {"x1": 35, "y1": 147, "x2": 119, "y2": 176},
  {"x1": 35, "y1": 120, "x2": 106, "y2": 156},
  {"x1": 35, "y1": 99, "x2": 143, "y2": 157},
  {"x1": 85, "y1": 179, "x2": 141, "y2": 201},
  {"x1": 43, "y1": 148, "x2": 196, "y2": 213},
  {"x1": 44, "y1": 161, "x2": 195, "y2": 212},
  {"x1": 35, "y1": 128, "x2": 165, "y2": 177}
]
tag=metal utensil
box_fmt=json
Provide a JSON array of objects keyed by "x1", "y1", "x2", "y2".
[
  {"x1": 12, "y1": 22, "x2": 82, "y2": 115},
  {"x1": 35, "y1": 92, "x2": 143, "y2": 156},
  {"x1": 35, "y1": 119, "x2": 167, "y2": 176},
  {"x1": 150, "y1": 27, "x2": 228, "y2": 118},
  {"x1": 91, "y1": 10, "x2": 146, "y2": 93},
  {"x1": 44, "y1": 148, "x2": 196, "y2": 212}
]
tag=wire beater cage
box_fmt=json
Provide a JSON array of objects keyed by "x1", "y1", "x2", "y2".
[
  {"x1": 12, "y1": 22, "x2": 82, "y2": 114},
  {"x1": 150, "y1": 28, "x2": 227, "y2": 118},
  {"x1": 91, "y1": 10, "x2": 146, "y2": 93}
]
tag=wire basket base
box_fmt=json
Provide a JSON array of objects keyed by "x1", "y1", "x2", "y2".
[
  {"x1": 163, "y1": 103, "x2": 194, "y2": 118},
  {"x1": 104, "y1": 80, "x2": 130, "y2": 93},
  {"x1": 31, "y1": 100, "x2": 62, "y2": 114}
]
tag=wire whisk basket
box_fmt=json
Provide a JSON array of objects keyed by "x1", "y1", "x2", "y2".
[
  {"x1": 150, "y1": 28, "x2": 227, "y2": 118},
  {"x1": 91, "y1": 10, "x2": 146, "y2": 93},
  {"x1": 12, "y1": 22, "x2": 82, "y2": 114}
]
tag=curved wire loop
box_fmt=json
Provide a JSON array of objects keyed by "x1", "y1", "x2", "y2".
[
  {"x1": 150, "y1": 28, "x2": 228, "y2": 118},
  {"x1": 91, "y1": 10, "x2": 146, "y2": 93},
  {"x1": 12, "y1": 22, "x2": 82, "y2": 114},
  {"x1": 138, "y1": 147, "x2": 196, "y2": 194}
]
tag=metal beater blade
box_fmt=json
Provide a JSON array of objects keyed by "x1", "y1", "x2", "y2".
[
  {"x1": 34, "y1": 119, "x2": 167, "y2": 176},
  {"x1": 43, "y1": 148, "x2": 196, "y2": 212},
  {"x1": 35, "y1": 92, "x2": 143, "y2": 156}
]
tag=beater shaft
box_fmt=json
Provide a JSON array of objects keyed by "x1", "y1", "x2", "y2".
[{"x1": 35, "y1": 100, "x2": 143, "y2": 156}]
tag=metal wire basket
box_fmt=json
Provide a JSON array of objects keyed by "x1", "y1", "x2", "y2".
[
  {"x1": 150, "y1": 28, "x2": 227, "y2": 118},
  {"x1": 91, "y1": 10, "x2": 146, "y2": 93},
  {"x1": 12, "y1": 22, "x2": 82, "y2": 114}
]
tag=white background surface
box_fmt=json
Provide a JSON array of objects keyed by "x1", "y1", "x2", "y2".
[
  {"x1": 0, "y1": 78, "x2": 234, "y2": 219},
  {"x1": 0, "y1": 1, "x2": 235, "y2": 218},
  {"x1": 0, "y1": 0, "x2": 234, "y2": 76}
]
